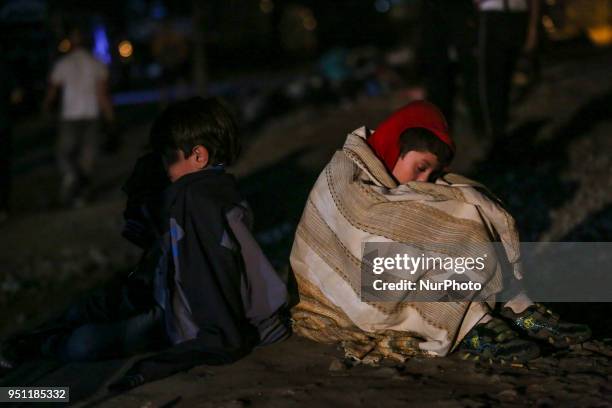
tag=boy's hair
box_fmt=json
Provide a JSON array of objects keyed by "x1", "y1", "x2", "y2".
[
  {"x1": 150, "y1": 97, "x2": 241, "y2": 166},
  {"x1": 398, "y1": 127, "x2": 454, "y2": 167}
]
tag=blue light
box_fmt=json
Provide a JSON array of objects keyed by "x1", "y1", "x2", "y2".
[
  {"x1": 151, "y1": 0, "x2": 167, "y2": 20},
  {"x1": 92, "y1": 23, "x2": 111, "y2": 65}
]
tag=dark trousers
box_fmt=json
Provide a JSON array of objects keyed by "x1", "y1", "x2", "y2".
[
  {"x1": 56, "y1": 119, "x2": 100, "y2": 202},
  {"x1": 478, "y1": 11, "x2": 528, "y2": 139},
  {"x1": 40, "y1": 280, "x2": 167, "y2": 362},
  {"x1": 419, "y1": 0, "x2": 483, "y2": 131}
]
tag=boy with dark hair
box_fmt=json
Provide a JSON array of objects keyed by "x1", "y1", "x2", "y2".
[
  {"x1": 392, "y1": 127, "x2": 455, "y2": 184},
  {"x1": 398, "y1": 128, "x2": 454, "y2": 168},
  {"x1": 291, "y1": 100, "x2": 589, "y2": 364},
  {"x1": 1, "y1": 97, "x2": 290, "y2": 385},
  {"x1": 149, "y1": 96, "x2": 241, "y2": 169}
]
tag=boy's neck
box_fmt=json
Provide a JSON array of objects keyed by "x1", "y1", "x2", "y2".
[{"x1": 172, "y1": 164, "x2": 225, "y2": 184}]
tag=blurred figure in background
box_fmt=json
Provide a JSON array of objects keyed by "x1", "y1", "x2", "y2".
[
  {"x1": 0, "y1": 55, "x2": 22, "y2": 223},
  {"x1": 43, "y1": 27, "x2": 115, "y2": 207},
  {"x1": 418, "y1": 0, "x2": 484, "y2": 134},
  {"x1": 476, "y1": 0, "x2": 540, "y2": 139}
]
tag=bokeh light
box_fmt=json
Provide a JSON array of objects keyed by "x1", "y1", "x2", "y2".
[
  {"x1": 374, "y1": 0, "x2": 391, "y2": 13},
  {"x1": 118, "y1": 40, "x2": 134, "y2": 58},
  {"x1": 303, "y1": 15, "x2": 317, "y2": 31},
  {"x1": 58, "y1": 38, "x2": 71, "y2": 53},
  {"x1": 93, "y1": 23, "x2": 111, "y2": 64},
  {"x1": 588, "y1": 25, "x2": 612, "y2": 46},
  {"x1": 259, "y1": 0, "x2": 274, "y2": 14}
]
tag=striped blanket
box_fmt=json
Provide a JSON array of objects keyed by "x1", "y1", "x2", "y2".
[{"x1": 290, "y1": 127, "x2": 523, "y2": 362}]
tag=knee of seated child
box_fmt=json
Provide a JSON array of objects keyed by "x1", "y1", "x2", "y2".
[{"x1": 60, "y1": 325, "x2": 108, "y2": 362}]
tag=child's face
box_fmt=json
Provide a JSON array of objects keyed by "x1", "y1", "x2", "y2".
[
  {"x1": 163, "y1": 146, "x2": 209, "y2": 182},
  {"x1": 392, "y1": 150, "x2": 441, "y2": 184}
]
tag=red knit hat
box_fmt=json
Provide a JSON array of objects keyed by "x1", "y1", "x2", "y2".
[{"x1": 366, "y1": 100, "x2": 455, "y2": 172}]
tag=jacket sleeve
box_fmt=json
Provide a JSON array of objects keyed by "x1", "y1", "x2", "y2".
[{"x1": 225, "y1": 204, "x2": 290, "y2": 345}]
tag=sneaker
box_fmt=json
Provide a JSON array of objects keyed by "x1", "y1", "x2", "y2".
[
  {"x1": 500, "y1": 303, "x2": 591, "y2": 348},
  {"x1": 458, "y1": 317, "x2": 540, "y2": 363}
]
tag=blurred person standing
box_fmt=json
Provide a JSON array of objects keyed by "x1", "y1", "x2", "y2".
[
  {"x1": 43, "y1": 28, "x2": 114, "y2": 207},
  {"x1": 418, "y1": 0, "x2": 484, "y2": 134},
  {"x1": 476, "y1": 0, "x2": 540, "y2": 139}
]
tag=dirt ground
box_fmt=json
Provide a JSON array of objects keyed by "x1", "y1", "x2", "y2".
[
  {"x1": 1, "y1": 336, "x2": 608, "y2": 408},
  {"x1": 1, "y1": 50, "x2": 611, "y2": 406}
]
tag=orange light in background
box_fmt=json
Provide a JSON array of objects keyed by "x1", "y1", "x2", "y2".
[
  {"x1": 118, "y1": 40, "x2": 133, "y2": 58},
  {"x1": 58, "y1": 38, "x2": 71, "y2": 53},
  {"x1": 542, "y1": 15, "x2": 556, "y2": 33},
  {"x1": 259, "y1": 0, "x2": 274, "y2": 14},
  {"x1": 303, "y1": 15, "x2": 317, "y2": 31},
  {"x1": 588, "y1": 25, "x2": 612, "y2": 46},
  {"x1": 300, "y1": 9, "x2": 317, "y2": 31}
]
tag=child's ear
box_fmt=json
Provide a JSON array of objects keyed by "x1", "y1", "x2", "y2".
[{"x1": 192, "y1": 145, "x2": 209, "y2": 168}]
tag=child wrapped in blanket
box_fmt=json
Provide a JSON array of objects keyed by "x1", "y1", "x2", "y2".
[{"x1": 290, "y1": 100, "x2": 590, "y2": 364}]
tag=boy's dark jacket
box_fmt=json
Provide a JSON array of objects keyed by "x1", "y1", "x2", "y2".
[{"x1": 119, "y1": 156, "x2": 289, "y2": 388}]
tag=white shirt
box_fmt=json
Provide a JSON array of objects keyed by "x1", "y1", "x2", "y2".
[
  {"x1": 476, "y1": 0, "x2": 528, "y2": 12},
  {"x1": 50, "y1": 48, "x2": 109, "y2": 120}
]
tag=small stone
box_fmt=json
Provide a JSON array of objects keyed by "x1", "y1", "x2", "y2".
[
  {"x1": 328, "y1": 358, "x2": 345, "y2": 371},
  {"x1": 497, "y1": 389, "x2": 518, "y2": 401},
  {"x1": 373, "y1": 367, "x2": 398, "y2": 377},
  {"x1": 526, "y1": 383, "x2": 546, "y2": 395}
]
